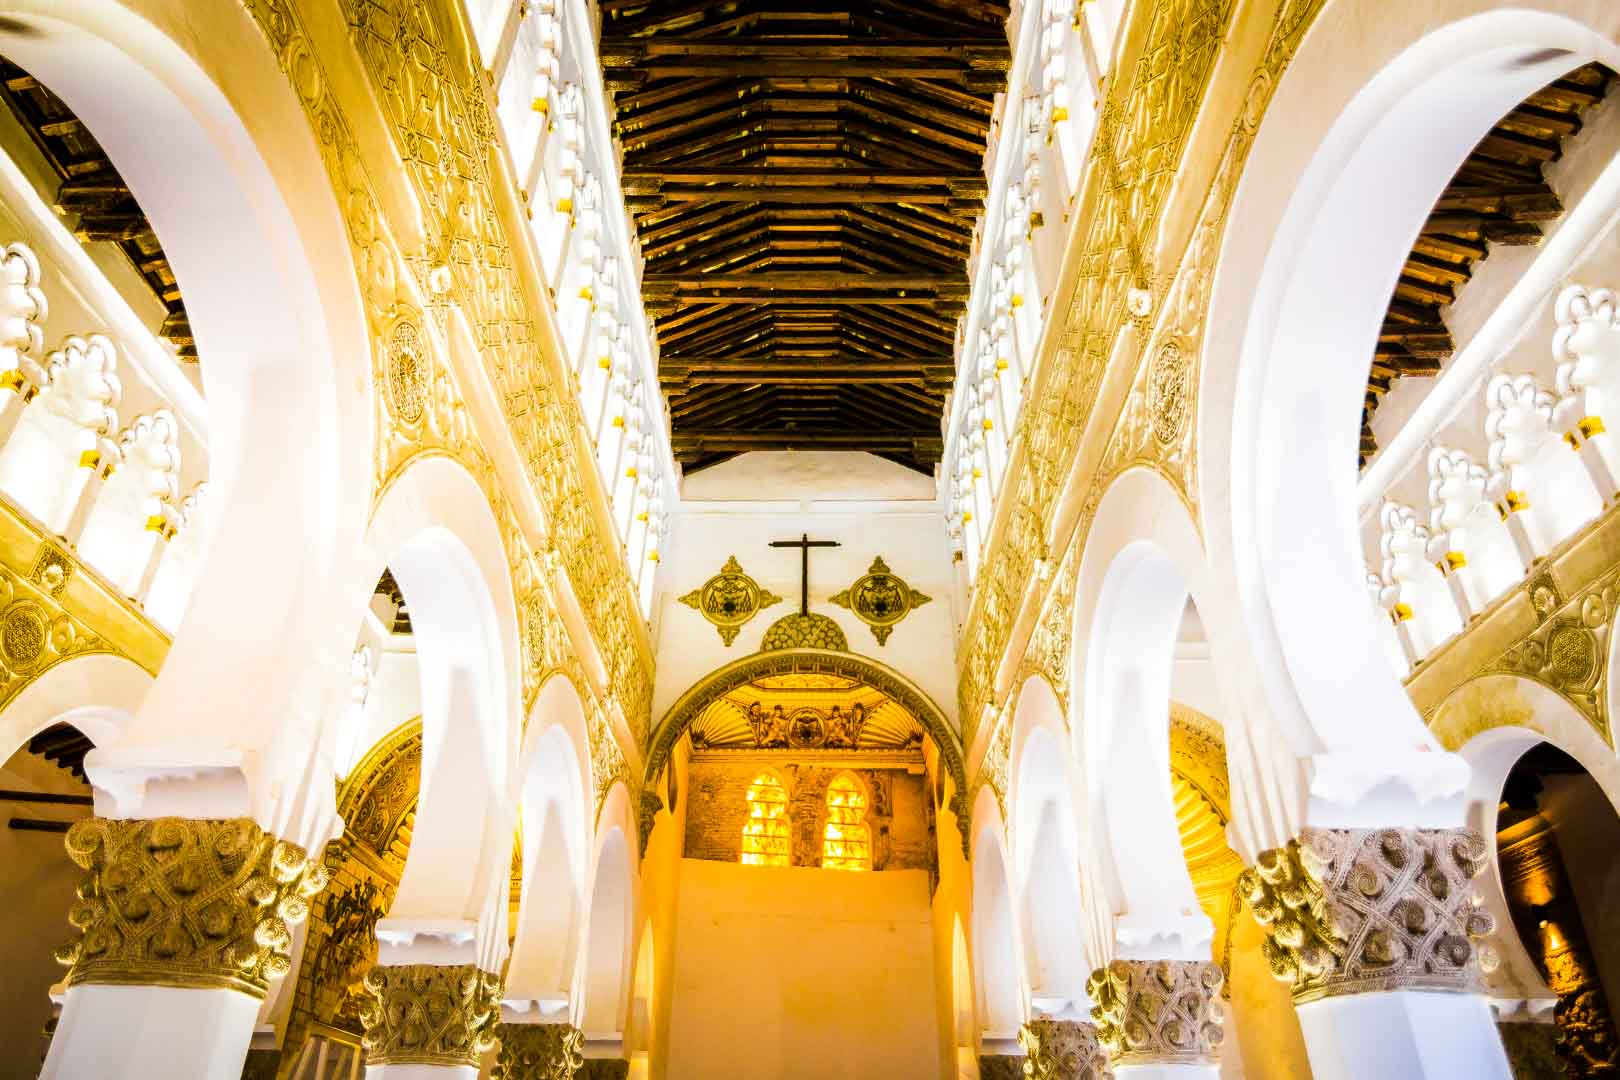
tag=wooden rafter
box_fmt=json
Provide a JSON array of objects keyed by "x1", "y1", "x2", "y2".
[
  {"x1": 1362, "y1": 63, "x2": 1614, "y2": 465},
  {"x1": 605, "y1": 0, "x2": 1007, "y2": 474}
]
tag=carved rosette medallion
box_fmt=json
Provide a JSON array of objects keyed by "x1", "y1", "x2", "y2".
[
  {"x1": 1019, "y1": 1018, "x2": 1114, "y2": 1079},
  {"x1": 1239, "y1": 826, "x2": 1496, "y2": 1002},
  {"x1": 1085, "y1": 959, "x2": 1224, "y2": 1066},
  {"x1": 1146, "y1": 340, "x2": 1191, "y2": 446},
  {"x1": 494, "y1": 1021, "x2": 585, "y2": 1080},
  {"x1": 830, "y1": 556, "x2": 932, "y2": 645},
  {"x1": 55, "y1": 817, "x2": 327, "y2": 998},
  {"x1": 678, "y1": 555, "x2": 783, "y2": 646},
  {"x1": 360, "y1": 963, "x2": 502, "y2": 1067},
  {"x1": 385, "y1": 316, "x2": 427, "y2": 425}
]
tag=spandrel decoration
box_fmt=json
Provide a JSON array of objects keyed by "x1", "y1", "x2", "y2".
[
  {"x1": 830, "y1": 555, "x2": 932, "y2": 645},
  {"x1": 678, "y1": 555, "x2": 783, "y2": 645}
]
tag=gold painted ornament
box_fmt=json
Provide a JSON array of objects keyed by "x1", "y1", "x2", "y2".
[
  {"x1": 678, "y1": 555, "x2": 783, "y2": 646},
  {"x1": 830, "y1": 556, "x2": 932, "y2": 645}
]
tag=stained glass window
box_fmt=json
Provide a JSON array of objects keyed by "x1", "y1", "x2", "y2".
[
  {"x1": 741, "y1": 770, "x2": 790, "y2": 867},
  {"x1": 822, "y1": 773, "x2": 871, "y2": 871}
]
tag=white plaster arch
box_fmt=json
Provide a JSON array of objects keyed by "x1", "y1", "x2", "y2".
[
  {"x1": 0, "y1": 3, "x2": 374, "y2": 833},
  {"x1": 1007, "y1": 679, "x2": 1091, "y2": 1015},
  {"x1": 356, "y1": 455, "x2": 522, "y2": 927},
  {"x1": 506, "y1": 675, "x2": 593, "y2": 1007},
  {"x1": 1435, "y1": 675, "x2": 1620, "y2": 1017},
  {"x1": 576, "y1": 780, "x2": 639, "y2": 1040},
  {"x1": 0, "y1": 653, "x2": 151, "y2": 763},
  {"x1": 1196, "y1": 1, "x2": 1620, "y2": 826},
  {"x1": 969, "y1": 786, "x2": 1024, "y2": 1044}
]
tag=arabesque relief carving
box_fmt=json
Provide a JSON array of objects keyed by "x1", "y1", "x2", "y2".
[
  {"x1": 1019, "y1": 1017, "x2": 1114, "y2": 1079},
  {"x1": 494, "y1": 1022, "x2": 586, "y2": 1080},
  {"x1": 956, "y1": 0, "x2": 1326, "y2": 749},
  {"x1": 1086, "y1": 958, "x2": 1224, "y2": 1066},
  {"x1": 360, "y1": 963, "x2": 502, "y2": 1067},
  {"x1": 1240, "y1": 827, "x2": 1496, "y2": 1002},
  {"x1": 55, "y1": 817, "x2": 326, "y2": 998}
]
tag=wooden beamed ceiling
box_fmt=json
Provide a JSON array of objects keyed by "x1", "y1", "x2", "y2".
[
  {"x1": 0, "y1": 59, "x2": 196, "y2": 361},
  {"x1": 1364, "y1": 62, "x2": 1614, "y2": 466},
  {"x1": 603, "y1": 0, "x2": 1009, "y2": 474}
]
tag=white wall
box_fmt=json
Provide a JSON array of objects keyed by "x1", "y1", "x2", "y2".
[
  {"x1": 654, "y1": 451, "x2": 958, "y2": 729},
  {"x1": 664, "y1": 858, "x2": 940, "y2": 1080}
]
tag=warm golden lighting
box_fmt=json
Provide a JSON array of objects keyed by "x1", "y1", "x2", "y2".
[
  {"x1": 822, "y1": 774, "x2": 870, "y2": 871},
  {"x1": 741, "y1": 771, "x2": 790, "y2": 867}
]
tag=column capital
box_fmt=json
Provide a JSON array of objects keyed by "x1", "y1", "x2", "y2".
[
  {"x1": 54, "y1": 816, "x2": 325, "y2": 998},
  {"x1": 360, "y1": 963, "x2": 503, "y2": 1067},
  {"x1": 494, "y1": 1021, "x2": 585, "y2": 1079},
  {"x1": 1018, "y1": 1018, "x2": 1113, "y2": 1079},
  {"x1": 1085, "y1": 959, "x2": 1224, "y2": 1067},
  {"x1": 1240, "y1": 826, "x2": 1496, "y2": 1002}
]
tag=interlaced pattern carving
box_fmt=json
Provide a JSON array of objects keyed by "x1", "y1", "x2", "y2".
[
  {"x1": 1085, "y1": 959, "x2": 1224, "y2": 1065},
  {"x1": 360, "y1": 962, "x2": 502, "y2": 1067},
  {"x1": 1019, "y1": 1018, "x2": 1113, "y2": 1079}
]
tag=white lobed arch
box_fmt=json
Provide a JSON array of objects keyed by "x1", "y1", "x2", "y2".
[
  {"x1": 506, "y1": 675, "x2": 593, "y2": 1008},
  {"x1": 1197, "y1": 0, "x2": 1620, "y2": 826},
  {"x1": 356, "y1": 454, "x2": 521, "y2": 929}
]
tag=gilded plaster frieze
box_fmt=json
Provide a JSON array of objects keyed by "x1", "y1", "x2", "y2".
[
  {"x1": 494, "y1": 1022, "x2": 585, "y2": 1080},
  {"x1": 56, "y1": 817, "x2": 326, "y2": 998},
  {"x1": 240, "y1": 0, "x2": 653, "y2": 747},
  {"x1": 955, "y1": 0, "x2": 1326, "y2": 749},
  {"x1": 1240, "y1": 827, "x2": 1496, "y2": 1002},
  {"x1": 1019, "y1": 1018, "x2": 1113, "y2": 1080}
]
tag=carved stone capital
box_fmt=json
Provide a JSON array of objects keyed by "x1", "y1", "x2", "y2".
[
  {"x1": 360, "y1": 963, "x2": 502, "y2": 1067},
  {"x1": 1018, "y1": 1018, "x2": 1114, "y2": 1079},
  {"x1": 55, "y1": 816, "x2": 326, "y2": 998},
  {"x1": 1239, "y1": 826, "x2": 1496, "y2": 1002},
  {"x1": 1085, "y1": 959, "x2": 1224, "y2": 1066},
  {"x1": 494, "y1": 1022, "x2": 585, "y2": 1080}
]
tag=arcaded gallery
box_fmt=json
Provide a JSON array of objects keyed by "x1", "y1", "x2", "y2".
[{"x1": 2, "y1": 0, "x2": 1620, "y2": 1077}]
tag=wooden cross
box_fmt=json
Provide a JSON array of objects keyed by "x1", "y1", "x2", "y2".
[{"x1": 769, "y1": 532, "x2": 841, "y2": 615}]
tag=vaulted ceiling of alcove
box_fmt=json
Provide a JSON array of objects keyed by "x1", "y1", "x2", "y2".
[{"x1": 602, "y1": 0, "x2": 1009, "y2": 475}]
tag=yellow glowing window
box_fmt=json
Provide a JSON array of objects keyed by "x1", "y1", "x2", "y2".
[
  {"x1": 741, "y1": 771, "x2": 790, "y2": 867},
  {"x1": 822, "y1": 774, "x2": 870, "y2": 871}
]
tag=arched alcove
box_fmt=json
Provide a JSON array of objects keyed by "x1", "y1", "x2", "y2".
[
  {"x1": 970, "y1": 797, "x2": 1023, "y2": 1045},
  {"x1": 578, "y1": 812, "x2": 635, "y2": 1039}
]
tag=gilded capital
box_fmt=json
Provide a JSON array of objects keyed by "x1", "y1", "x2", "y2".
[
  {"x1": 1239, "y1": 826, "x2": 1496, "y2": 1002},
  {"x1": 494, "y1": 1021, "x2": 586, "y2": 1080},
  {"x1": 360, "y1": 963, "x2": 502, "y2": 1067},
  {"x1": 1018, "y1": 1018, "x2": 1113, "y2": 1079},
  {"x1": 55, "y1": 816, "x2": 326, "y2": 998},
  {"x1": 1085, "y1": 959, "x2": 1224, "y2": 1066}
]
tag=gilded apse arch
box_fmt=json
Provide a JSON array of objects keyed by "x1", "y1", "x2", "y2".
[{"x1": 645, "y1": 648, "x2": 970, "y2": 857}]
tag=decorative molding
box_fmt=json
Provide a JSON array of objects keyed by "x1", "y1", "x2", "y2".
[
  {"x1": 1019, "y1": 1018, "x2": 1113, "y2": 1079},
  {"x1": 955, "y1": 0, "x2": 1325, "y2": 750},
  {"x1": 55, "y1": 817, "x2": 325, "y2": 998},
  {"x1": 336, "y1": 718, "x2": 422, "y2": 859},
  {"x1": 1086, "y1": 959, "x2": 1225, "y2": 1066},
  {"x1": 494, "y1": 1022, "x2": 585, "y2": 1080},
  {"x1": 829, "y1": 556, "x2": 931, "y2": 646},
  {"x1": 360, "y1": 963, "x2": 502, "y2": 1067},
  {"x1": 677, "y1": 555, "x2": 782, "y2": 646},
  {"x1": 1240, "y1": 827, "x2": 1496, "y2": 1002}
]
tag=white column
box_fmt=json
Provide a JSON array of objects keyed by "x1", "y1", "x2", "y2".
[{"x1": 44, "y1": 984, "x2": 262, "y2": 1080}]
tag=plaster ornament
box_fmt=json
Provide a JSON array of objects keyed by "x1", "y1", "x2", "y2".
[
  {"x1": 1085, "y1": 959, "x2": 1224, "y2": 1066},
  {"x1": 678, "y1": 555, "x2": 783, "y2": 646},
  {"x1": 41, "y1": 334, "x2": 121, "y2": 435},
  {"x1": 830, "y1": 556, "x2": 932, "y2": 645},
  {"x1": 1426, "y1": 446, "x2": 1491, "y2": 556},
  {"x1": 1554, "y1": 283, "x2": 1620, "y2": 425},
  {"x1": 494, "y1": 1022, "x2": 585, "y2": 1080},
  {"x1": 55, "y1": 816, "x2": 326, "y2": 998},
  {"x1": 360, "y1": 963, "x2": 502, "y2": 1067},
  {"x1": 0, "y1": 241, "x2": 47, "y2": 366},
  {"x1": 1486, "y1": 373, "x2": 1559, "y2": 484},
  {"x1": 1019, "y1": 1018, "x2": 1114, "y2": 1079},
  {"x1": 760, "y1": 611, "x2": 849, "y2": 651},
  {"x1": 1239, "y1": 827, "x2": 1496, "y2": 1002}
]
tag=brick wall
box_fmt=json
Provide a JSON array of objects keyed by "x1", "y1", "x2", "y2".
[{"x1": 683, "y1": 757, "x2": 936, "y2": 874}]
